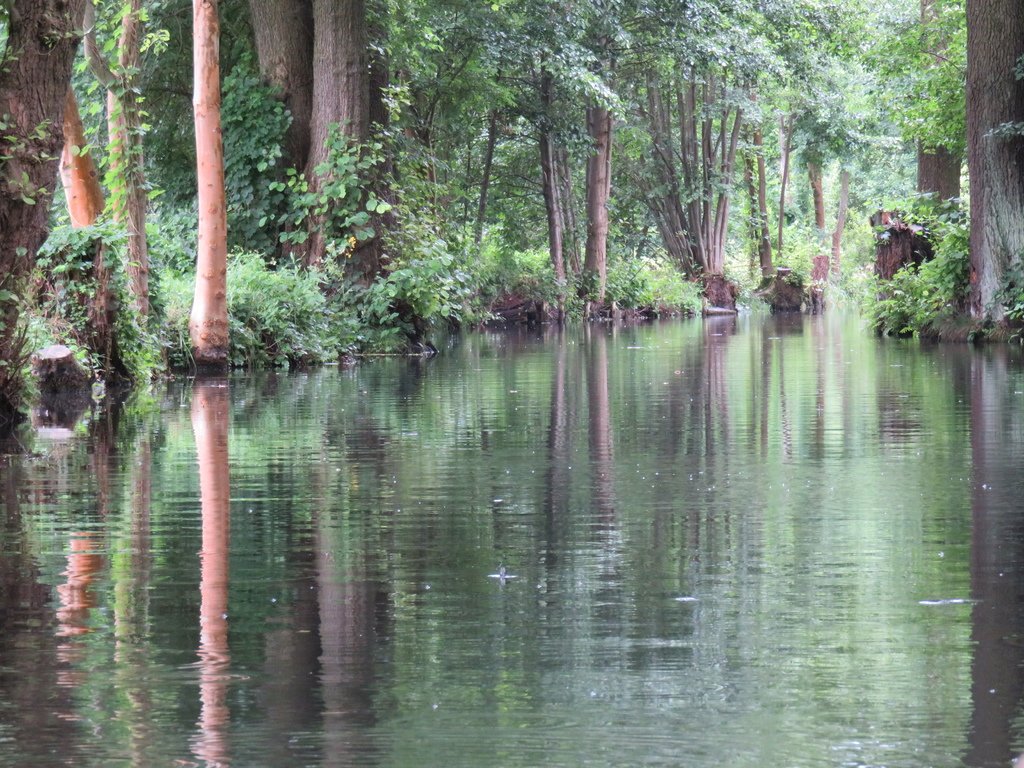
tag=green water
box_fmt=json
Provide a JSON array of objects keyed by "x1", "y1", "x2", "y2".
[{"x1": 2, "y1": 314, "x2": 1024, "y2": 767}]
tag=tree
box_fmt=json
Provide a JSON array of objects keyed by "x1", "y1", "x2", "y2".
[
  {"x1": 0, "y1": 0, "x2": 87, "y2": 426},
  {"x1": 965, "y1": 0, "x2": 1024, "y2": 320},
  {"x1": 190, "y1": 0, "x2": 230, "y2": 368}
]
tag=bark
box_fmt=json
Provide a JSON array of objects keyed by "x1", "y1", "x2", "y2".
[
  {"x1": 584, "y1": 104, "x2": 613, "y2": 305},
  {"x1": 556, "y1": 145, "x2": 582, "y2": 274},
  {"x1": 0, "y1": 0, "x2": 86, "y2": 426},
  {"x1": 777, "y1": 113, "x2": 794, "y2": 257},
  {"x1": 474, "y1": 109, "x2": 498, "y2": 245},
  {"x1": 831, "y1": 169, "x2": 850, "y2": 275},
  {"x1": 966, "y1": 0, "x2": 1024, "y2": 319},
  {"x1": 190, "y1": 0, "x2": 230, "y2": 369},
  {"x1": 305, "y1": 0, "x2": 371, "y2": 271},
  {"x1": 917, "y1": 144, "x2": 961, "y2": 201},
  {"x1": 249, "y1": 0, "x2": 314, "y2": 172},
  {"x1": 60, "y1": 89, "x2": 105, "y2": 227},
  {"x1": 190, "y1": 379, "x2": 231, "y2": 766},
  {"x1": 645, "y1": 76, "x2": 692, "y2": 274},
  {"x1": 807, "y1": 160, "x2": 826, "y2": 232}
]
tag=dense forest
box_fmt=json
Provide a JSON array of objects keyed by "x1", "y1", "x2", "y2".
[{"x1": 0, "y1": 0, "x2": 1021, "y2": 426}]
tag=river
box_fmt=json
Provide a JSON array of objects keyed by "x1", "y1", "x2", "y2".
[{"x1": 2, "y1": 314, "x2": 1023, "y2": 767}]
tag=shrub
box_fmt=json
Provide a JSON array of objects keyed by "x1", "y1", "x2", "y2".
[{"x1": 161, "y1": 252, "x2": 340, "y2": 368}]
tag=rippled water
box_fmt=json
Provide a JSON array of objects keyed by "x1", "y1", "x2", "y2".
[{"x1": 2, "y1": 314, "x2": 1024, "y2": 767}]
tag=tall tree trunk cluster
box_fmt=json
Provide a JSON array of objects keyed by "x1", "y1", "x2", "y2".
[
  {"x1": 248, "y1": 0, "x2": 376, "y2": 274},
  {"x1": 641, "y1": 74, "x2": 743, "y2": 290},
  {"x1": 0, "y1": 0, "x2": 86, "y2": 426}
]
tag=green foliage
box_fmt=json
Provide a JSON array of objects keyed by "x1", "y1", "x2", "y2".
[
  {"x1": 221, "y1": 58, "x2": 291, "y2": 253},
  {"x1": 34, "y1": 220, "x2": 157, "y2": 379},
  {"x1": 866, "y1": 197, "x2": 970, "y2": 336},
  {"x1": 272, "y1": 127, "x2": 391, "y2": 249},
  {"x1": 332, "y1": 213, "x2": 482, "y2": 352},
  {"x1": 160, "y1": 252, "x2": 342, "y2": 369}
]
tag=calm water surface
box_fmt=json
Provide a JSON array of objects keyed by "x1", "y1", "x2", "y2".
[{"x1": 2, "y1": 315, "x2": 1024, "y2": 767}]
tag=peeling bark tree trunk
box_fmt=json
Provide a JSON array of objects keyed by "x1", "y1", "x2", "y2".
[
  {"x1": 584, "y1": 104, "x2": 612, "y2": 306},
  {"x1": 831, "y1": 169, "x2": 850, "y2": 275},
  {"x1": 249, "y1": 0, "x2": 314, "y2": 172},
  {"x1": 190, "y1": 0, "x2": 230, "y2": 369},
  {"x1": 966, "y1": 0, "x2": 1024, "y2": 320},
  {"x1": 0, "y1": 0, "x2": 86, "y2": 426},
  {"x1": 60, "y1": 89, "x2": 105, "y2": 227}
]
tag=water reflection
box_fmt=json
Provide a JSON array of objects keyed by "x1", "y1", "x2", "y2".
[
  {"x1": 4, "y1": 318, "x2": 1024, "y2": 766},
  {"x1": 191, "y1": 378, "x2": 232, "y2": 766}
]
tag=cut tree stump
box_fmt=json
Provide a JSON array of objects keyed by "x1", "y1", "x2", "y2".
[{"x1": 31, "y1": 345, "x2": 90, "y2": 394}]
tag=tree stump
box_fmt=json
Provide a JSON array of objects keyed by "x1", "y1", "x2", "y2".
[
  {"x1": 761, "y1": 267, "x2": 804, "y2": 313},
  {"x1": 31, "y1": 345, "x2": 90, "y2": 394},
  {"x1": 872, "y1": 211, "x2": 933, "y2": 279},
  {"x1": 703, "y1": 274, "x2": 738, "y2": 314},
  {"x1": 808, "y1": 254, "x2": 829, "y2": 314}
]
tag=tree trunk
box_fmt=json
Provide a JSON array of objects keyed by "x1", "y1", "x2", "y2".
[
  {"x1": 807, "y1": 160, "x2": 826, "y2": 231},
  {"x1": 584, "y1": 104, "x2": 612, "y2": 306},
  {"x1": 966, "y1": 0, "x2": 1024, "y2": 320},
  {"x1": 831, "y1": 169, "x2": 850, "y2": 275},
  {"x1": 753, "y1": 127, "x2": 773, "y2": 278},
  {"x1": 249, "y1": 0, "x2": 314, "y2": 172},
  {"x1": 190, "y1": 0, "x2": 230, "y2": 369},
  {"x1": 556, "y1": 146, "x2": 581, "y2": 274},
  {"x1": 917, "y1": 0, "x2": 962, "y2": 201},
  {"x1": 305, "y1": 0, "x2": 370, "y2": 271},
  {"x1": 60, "y1": 89, "x2": 105, "y2": 227},
  {"x1": 109, "y1": 0, "x2": 150, "y2": 317},
  {"x1": 539, "y1": 71, "x2": 565, "y2": 315},
  {"x1": 474, "y1": 109, "x2": 498, "y2": 245},
  {"x1": 0, "y1": 0, "x2": 86, "y2": 427},
  {"x1": 777, "y1": 113, "x2": 794, "y2": 257},
  {"x1": 917, "y1": 144, "x2": 961, "y2": 201}
]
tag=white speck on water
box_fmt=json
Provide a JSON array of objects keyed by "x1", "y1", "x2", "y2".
[
  {"x1": 918, "y1": 598, "x2": 969, "y2": 606},
  {"x1": 674, "y1": 596, "x2": 699, "y2": 603}
]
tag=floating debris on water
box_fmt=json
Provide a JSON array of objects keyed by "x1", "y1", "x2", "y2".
[
  {"x1": 488, "y1": 565, "x2": 518, "y2": 584},
  {"x1": 674, "y1": 596, "x2": 699, "y2": 603},
  {"x1": 918, "y1": 598, "x2": 970, "y2": 606}
]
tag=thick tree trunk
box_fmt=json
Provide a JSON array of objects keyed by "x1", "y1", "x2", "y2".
[
  {"x1": 917, "y1": 145, "x2": 961, "y2": 201},
  {"x1": 966, "y1": 0, "x2": 1024, "y2": 320},
  {"x1": 807, "y1": 160, "x2": 826, "y2": 232},
  {"x1": 584, "y1": 104, "x2": 612, "y2": 306},
  {"x1": 0, "y1": 0, "x2": 85, "y2": 426},
  {"x1": 754, "y1": 128, "x2": 773, "y2": 278},
  {"x1": 831, "y1": 169, "x2": 850, "y2": 275},
  {"x1": 60, "y1": 89, "x2": 105, "y2": 227},
  {"x1": 305, "y1": 0, "x2": 370, "y2": 271},
  {"x1": 190, "y1": 0, "x2": 230, "y2": 369},
  {"x1": 249, "y1": 0, "x2": 314, "y2": 172}
]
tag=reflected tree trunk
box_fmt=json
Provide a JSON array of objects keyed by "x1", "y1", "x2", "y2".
[
  {"x1": 190, "y1": 379, "x2": 232, "y2": 765},
  {"x1": 586, "y1": 328, "x2": 615, "y2": 524},
  {"x1": 966, "y1": 349, "x2": 1024, "y2": 768}
]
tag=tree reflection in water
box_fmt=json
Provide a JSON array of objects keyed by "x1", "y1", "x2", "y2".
[{"x1": 190, "y1": 378, "x2": 232, "y2": 766}]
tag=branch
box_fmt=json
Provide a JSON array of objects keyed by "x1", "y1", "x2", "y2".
[{"x1": 84, "y1": 0, "x2": 116, "y2": 89}]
